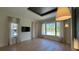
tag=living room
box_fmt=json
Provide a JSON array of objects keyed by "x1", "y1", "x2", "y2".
[{"x1": 0, "y1": 7, "x2": 77, "y2": 51}]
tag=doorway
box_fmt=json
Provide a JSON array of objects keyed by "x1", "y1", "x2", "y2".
[{"x1": 8, "y1": 17, "x2": 20, "y2": 45}]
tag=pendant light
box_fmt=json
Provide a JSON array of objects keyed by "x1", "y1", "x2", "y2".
[{"x1": 56, "y1": 7, "x2": 71, "y2": 21}]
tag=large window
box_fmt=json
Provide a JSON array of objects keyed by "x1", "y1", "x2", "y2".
[
  {"x1": 42, "y1": 22, "x2": 61, "y2": 36},
  {"x1": 42, "y1": 23, "x2": 45, "y2": 35},
  {"x1": 46, "y1": 23, "x2": 55, "y2": 35},
  {"x1": 56, "y1": 22, "x2": 61, "y2": 36}
]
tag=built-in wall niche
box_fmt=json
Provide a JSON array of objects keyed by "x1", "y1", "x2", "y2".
[{"x1": 21, "y1": 26, "x2": 30, "y2": 32}]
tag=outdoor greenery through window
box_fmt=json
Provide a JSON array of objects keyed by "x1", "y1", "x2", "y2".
[
  {"x1": 56, "y1": 22, "x2": 61, "y2": 36},
  {"x1": 42, "y1": 22, "x2": 61, "y2": 36},
  {"x1": 46, "y1": 23, "x2": 55, "y2": 35}
]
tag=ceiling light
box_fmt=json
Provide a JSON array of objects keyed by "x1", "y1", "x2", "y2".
[{"x1": 56, "y1": 7, "x2": 71, "y2": 21}]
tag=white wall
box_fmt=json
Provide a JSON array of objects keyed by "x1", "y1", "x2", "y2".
[
  {"x1": 20, "y1": 19, "x2": 32, "y2": 42},
  {"x1": 0, "y1": 16, "x2": 9, "y2": 47},
  {"x1": 0, "y1": 10, "x2": 32, "y2": 47}
]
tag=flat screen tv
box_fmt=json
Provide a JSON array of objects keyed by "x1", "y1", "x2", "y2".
[{"x1": 21, "y1": 27, "x2": 30, "y2": 32}]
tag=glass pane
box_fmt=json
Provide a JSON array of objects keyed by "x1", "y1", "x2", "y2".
[
  {"x1": 56, "y1": 22, "x2": 61, "y2": 36},
  {"x1": 11, "y1": 23, "x2": 18, "y2": 29},
  {"x1": 42, "y1": 23, "x2": 45, "y2": 35},
  {"x1": 46, "y1": 23, "x2": 55, "y2": 35},
  {"x1": 10, "y1": 23, "x2": 18, "y2": 38}
]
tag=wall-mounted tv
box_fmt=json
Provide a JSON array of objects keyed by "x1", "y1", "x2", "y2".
[{"x1": 21, "y1": 26, "x2": 30, "y2": 32}]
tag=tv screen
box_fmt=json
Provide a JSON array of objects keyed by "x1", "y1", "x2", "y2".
[{"x1": 22, "y1": 27, "x2": 30, "y2": 32}]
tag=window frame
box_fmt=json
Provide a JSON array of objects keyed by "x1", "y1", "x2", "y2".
[{"x1": 41, "y1": 22, "x2": 61, "y2": 37}]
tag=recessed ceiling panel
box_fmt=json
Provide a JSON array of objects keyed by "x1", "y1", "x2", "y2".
[{"x1": 28, "y1": 7, "x2": 57, "y2": 16}]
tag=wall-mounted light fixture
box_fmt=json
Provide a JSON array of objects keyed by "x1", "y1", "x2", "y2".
[{"x1": 65, "y1": 24, "x2": 69, "y2": 28}]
